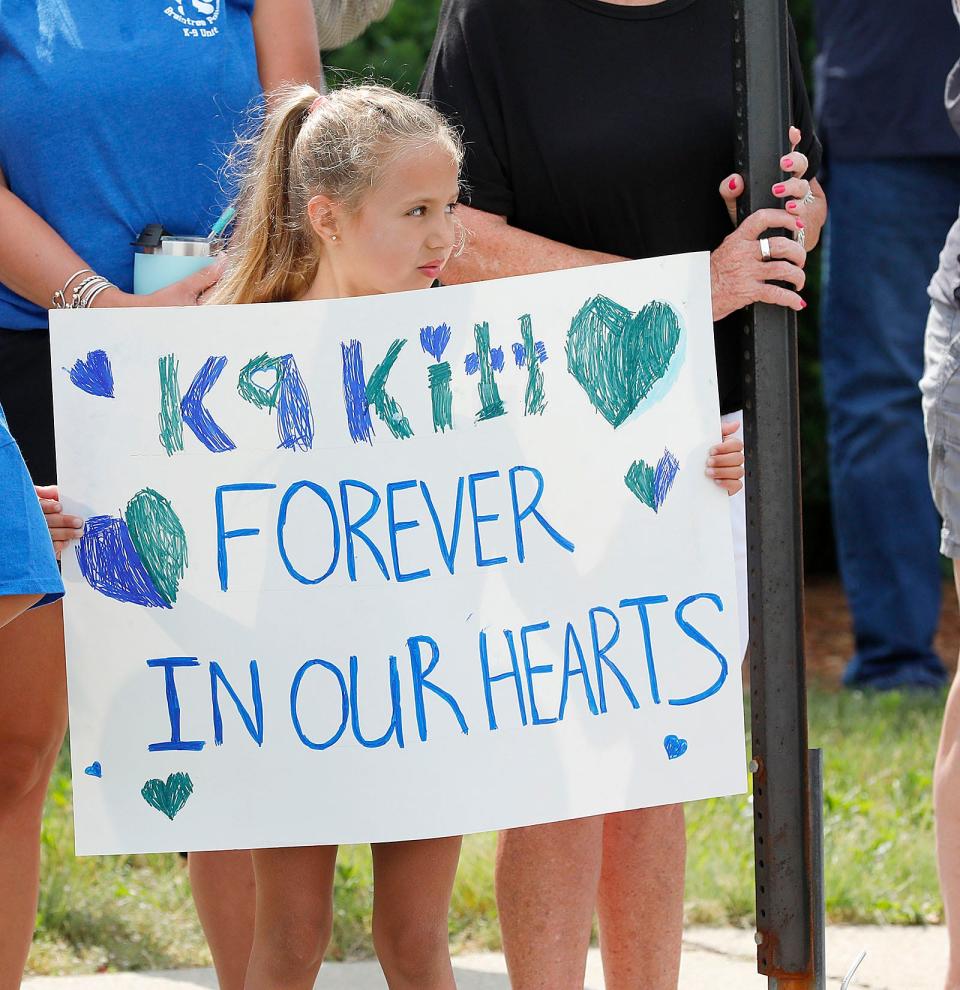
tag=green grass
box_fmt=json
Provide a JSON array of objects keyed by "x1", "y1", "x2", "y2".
[
  {"x1": 26, "y1": 687, "x2": 945, "y2": 974},
  {"x1": 685, "y1": 686, "x2": 944, "y2": 927}
]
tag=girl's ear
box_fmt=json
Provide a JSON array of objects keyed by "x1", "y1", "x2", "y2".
[{"x1": 306, "y1": 194, "x2": 341, "y2": 244}]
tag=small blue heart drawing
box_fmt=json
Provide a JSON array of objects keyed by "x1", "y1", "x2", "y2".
[
  {"x1": 663, "y1": 735, "x2": 689, "y2": 760},
  {"x1": 66, "y1": 350, "x2": 114, "y2": 398},
  {"x1": 84, "y1": 761, "x2": 102, "y2": 778},
  {"x1": 419, "y1": 323, "x2": 452, "y2": 363}
]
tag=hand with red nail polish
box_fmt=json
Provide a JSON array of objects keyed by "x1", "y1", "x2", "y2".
[
  {"x1": 775, "y1": 126, "x2": 827, "y2": 250},
  {"x1": 710, "y1": 206, "x2": 808, "y2": 320},
  {"x1": 715, "y1": 127, "x2": 826, "y2": 305}
]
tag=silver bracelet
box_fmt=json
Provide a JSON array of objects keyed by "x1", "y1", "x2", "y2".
[
  {"x1": 70, "y1": 276, "x2": 103, "y2": 308},
  {"x1": 71, "y1": 275, "x2": 115, "y2": 309},
  {"x1": 71, "y1": 276, "x2": 104, "y2": 307},
  {"x1": 51, "y1": 267, "x2": 94, "y2": 309},
  {"x1": 83, "y1": 282, "x2": 114, "y2": 309}
]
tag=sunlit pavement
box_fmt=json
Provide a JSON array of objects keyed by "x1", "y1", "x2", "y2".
[{"x1": 20, "y1": 925, "x2": 948, "y2": 990}]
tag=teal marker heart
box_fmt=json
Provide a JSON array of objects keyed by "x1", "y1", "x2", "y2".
[
  {"x1": 625, "y1": 448, "x2": 680, "y2": 512},
  {"x1": 141, "y1": 772, "x2": 194, "y2": 820},
  {"x1": 124, "y1": 489, "x2": 188, "y2": 606},
  {"x1": 567, "y1": 296, "x2": 682, "y2": 427}
]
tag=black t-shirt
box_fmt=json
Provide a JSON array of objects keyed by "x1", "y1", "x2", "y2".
[{"x1": 420, "y1": 0, "x2": 822, "y2": 414}]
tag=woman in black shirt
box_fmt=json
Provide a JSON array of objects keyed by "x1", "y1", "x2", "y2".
[{"x1": 420, "y1": 1, "x2": 825, "y2": 986}]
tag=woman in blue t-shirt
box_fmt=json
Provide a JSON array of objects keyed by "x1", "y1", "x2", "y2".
[{"x1": 0, "y1": 3, "x2": 320, "y2": 985}]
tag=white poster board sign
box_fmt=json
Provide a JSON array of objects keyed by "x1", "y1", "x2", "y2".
[{"x1": 50, "y1": 255, "x2": 746, "y2": 856}]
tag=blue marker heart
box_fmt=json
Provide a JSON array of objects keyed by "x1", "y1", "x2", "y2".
[
  {"x1": 663, "y1": 735, "x2": 688, "y2": 760},
  {"x1": 67, "y1": 350, "x2": 114, "y2": 398},
  {"x1": 75, "y1": 489, "x2": 188, "y2": 609},
  {"x1": 419, "y1": 323, "x2": 451, "y2": 362},
  {"x1": 84, "y1": 761, "x2": 102, "y2": 778}
]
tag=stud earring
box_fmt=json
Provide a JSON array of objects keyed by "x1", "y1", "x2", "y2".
[{"x1": 331, "y1": 235, "x2": 338, "y2": 242}]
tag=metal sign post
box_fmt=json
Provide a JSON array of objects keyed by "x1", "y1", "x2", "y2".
[{"x1": 731, "y1": 1, "x2": 826, "y2": 986}]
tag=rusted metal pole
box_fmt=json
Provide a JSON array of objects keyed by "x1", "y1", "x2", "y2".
[{"x1": 731, "y1": 1, "x2": 825, "y2": 986}]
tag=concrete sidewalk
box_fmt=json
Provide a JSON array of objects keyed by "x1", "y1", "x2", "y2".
[{"x1": 21, "y1": 926, "x2": 948, "y2": 989}]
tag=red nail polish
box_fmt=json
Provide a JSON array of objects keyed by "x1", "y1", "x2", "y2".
[
  {"x1": 783, "y1": 158, "x2": 794, "y2": 169},
  {"x1": 800, "y1": 299, "x2": 808, "y2": 309},
  {"x1": 796, "y1": 219, "x2": 805, "y2": 229},
  {"x1": 728, "y1": 178, "x2": 738, "y2": 191},
  {"x1": 787, "y1": 201, "x2": 797, "y2": 210},
  {"x1": 773, "y1": 183, "x2": 786, "y2": 195}
]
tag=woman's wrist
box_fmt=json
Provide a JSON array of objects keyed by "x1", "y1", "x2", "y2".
[{"x1": 90, "y1": 285, "x2": 139, "y2": 308}]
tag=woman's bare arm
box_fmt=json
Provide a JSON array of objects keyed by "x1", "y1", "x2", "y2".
[
  {"x1": 253, "y1": 0, "x2": 323, "y2": 94},
  {"x1": 443, "y1": 205, "x2": 625, "y2": 284},
  {"x1": 448, "y1": 202, "x2": 809, "y2": 320},
  {"x1": 0, "y1": 6, "x2": 321, "y2": 314},
  {"x1": 0, "y1": 165, "x2": 223, "y2": 310},
  {"x1": 0, "y1": 168, "x2": 103, "y2": 310}
]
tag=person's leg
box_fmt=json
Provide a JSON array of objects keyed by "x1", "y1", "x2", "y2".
[
  {"x1": 495, "y1": 817, "x2": 604, "y2": 990},
  {"x1": 936, "y1": 579, "x2": 960, "y2": 990},
  {"x1": 371, "y1": 835, "x2": 462, "y2": 990},
  {"x1": 189, "y1": 850, "x2": 256, "y2": 990},
  {"x1": 0, "y1": 602, "x2": 67, "y2": 988},
  {"x1": 596, "y1": 805, "x2": 685, "y2": 990},
  {"x1": 821, "y1": 158, "x2": 960, "y2": 689},
  {"x1": 924, "y1": 290, "x2": 960, "y2": 989},
  {"x1": 0, "y1": 595, "x2": 42, "y2": 630},
  {"x1": 243, "y1": 844, "x2": 338, "y2": 990}
]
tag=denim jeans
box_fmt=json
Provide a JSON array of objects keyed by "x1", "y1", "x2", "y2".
[{"x1": 821, "y1": 157, "x2": 960, "y2": 689}]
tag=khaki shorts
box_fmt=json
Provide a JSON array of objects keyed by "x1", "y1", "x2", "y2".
[{"x1": 921, "y1": 296, "x2": 960, "y2": 557}]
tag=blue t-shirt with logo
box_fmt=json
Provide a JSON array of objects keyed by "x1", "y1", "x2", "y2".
[
  {"x1": 0, "y1": 1, "x2": 263, "y2": 330},
  {"x1": 0, "y1": 404, "x2": 64, "y2": 606}
]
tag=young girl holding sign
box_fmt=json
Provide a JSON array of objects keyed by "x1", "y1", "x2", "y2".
[
  {"x1": 208, "y1": 83, "x2": 746, "y2": 989},
  {"x1": 209, "y1": 83, "x2": 468, "y2": 990}
]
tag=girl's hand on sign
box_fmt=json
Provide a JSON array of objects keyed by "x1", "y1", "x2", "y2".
[
  {"x1": 90, "y1": 256, "x2": 227, "y2": 309},
  {"x1": 35, "y1": 485, "x2": 84, "y2": 560},
  {"x1": 705, "y1": 422, "x2": 745, "y2": 496},
  {"x1": 719, "y1": 127, "x2": 826, "y2": 249}
]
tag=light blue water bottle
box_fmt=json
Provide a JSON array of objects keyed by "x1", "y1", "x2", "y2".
[
  {"x1": 131, "y1": 209, "x2": 234, "y2": 294},
  {"x1": 133, "y1": 236, "x2": 219, "y2": 294}
]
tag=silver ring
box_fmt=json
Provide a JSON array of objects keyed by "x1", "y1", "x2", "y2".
[
  {"x1": 759, "y1": 237, "x2": 772, "y2": 261},
  {"x1": 795, "y1": 226, "x2": 806, "y2": 248},
  {"x1": 802, "y1": 190, "x2": 816, "y2": 205}
]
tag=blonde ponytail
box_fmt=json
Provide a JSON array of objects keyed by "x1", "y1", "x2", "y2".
[
  {"x1": 210, "y1": 86, "x2": 320, "y2": 306},
  {"x1": 209, "y1": 83, "x2": 463, "y2": 307}
]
